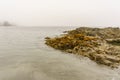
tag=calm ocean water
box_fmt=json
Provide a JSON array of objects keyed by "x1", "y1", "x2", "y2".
[{"x1": 0, "y1": 26, "x2": 120, "y2": 80}]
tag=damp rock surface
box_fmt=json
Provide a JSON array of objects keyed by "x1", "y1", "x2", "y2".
[{"x1": 45, "y1": 27, "x2": 120, "y2": 68}]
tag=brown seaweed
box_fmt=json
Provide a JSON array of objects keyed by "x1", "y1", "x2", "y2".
[{"x1": 45, "y1": 27, "x2": 120, "y2": 68}]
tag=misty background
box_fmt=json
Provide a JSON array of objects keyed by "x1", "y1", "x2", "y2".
[{"x1": 0, "y1": 0, "x2": 120, "y2": 27}]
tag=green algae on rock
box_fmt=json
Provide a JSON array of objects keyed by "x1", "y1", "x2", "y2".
[{"x1": 45, "y1": 27, "x2": 120, "y2": 68}]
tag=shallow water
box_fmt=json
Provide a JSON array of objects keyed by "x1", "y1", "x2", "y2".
[{"x1": 0, "y1": 26, "x2": 120, "y2": 80}]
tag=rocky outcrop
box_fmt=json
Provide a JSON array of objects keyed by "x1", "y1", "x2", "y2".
[{"x1": 45, "y1": 27, "x2": 120, "y2": 68}]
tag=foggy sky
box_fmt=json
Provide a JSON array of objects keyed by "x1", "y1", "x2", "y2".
[{"x1": 0, "y1": 0, "x2": 120, "y2": 27}]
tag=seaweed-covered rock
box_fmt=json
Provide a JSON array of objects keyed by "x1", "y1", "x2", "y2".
[{"x1": 45, "y1": 27, "x2": 120, "y2": 68}]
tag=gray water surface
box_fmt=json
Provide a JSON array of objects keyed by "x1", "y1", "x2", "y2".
[{"x1": 0, "y1": 27, "x2": 120, "y2": 80}]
